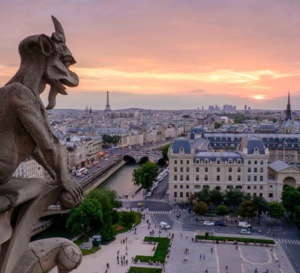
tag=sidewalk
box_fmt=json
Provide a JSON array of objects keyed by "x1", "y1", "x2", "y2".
[{"x1": 54, "y1": 215, "x2": 295, "y2": 273}]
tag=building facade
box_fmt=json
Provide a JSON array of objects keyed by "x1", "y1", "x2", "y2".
[{"x1": 168, "y1": 137, "x2": 300, "y2": 203}]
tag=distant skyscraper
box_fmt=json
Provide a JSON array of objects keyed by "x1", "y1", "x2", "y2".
[{"x1": 104, "y1": 90, "x2": 112, "y2": 112}]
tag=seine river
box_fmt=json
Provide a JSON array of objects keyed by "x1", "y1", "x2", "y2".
[{"x1": 98, "y1": 164, "x2": 140, "y2": 197}]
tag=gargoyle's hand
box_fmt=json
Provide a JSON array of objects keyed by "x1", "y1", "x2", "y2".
[{"x1": 59, "y1": 179, "x2": 83, "y2": 208}]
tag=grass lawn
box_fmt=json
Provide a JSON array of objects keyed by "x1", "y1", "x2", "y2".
[
  {"x1": 129, "y1": 267, "x2": 163, "y2": 273},
  {"x1": 195, "y1": 235, "x2": 275, "y2": 245},
  {"x1": 135, "y1": 237, "x2": 170, "y2": 263}
]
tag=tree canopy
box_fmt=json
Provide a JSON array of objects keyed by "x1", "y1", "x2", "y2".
[
  {"x1": 268, "y1": 202, "x2": 285, "y2": 221},
  {"x1": 132, "y1": 161, "x2": 159, "y2": 190},
  {"x1": 193, "y1": 201, "x2": 209, "y2": 217}
]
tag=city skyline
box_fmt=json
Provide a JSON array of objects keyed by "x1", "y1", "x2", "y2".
[{"x1": 1, "y1": 1, "x2": 300, "y2": 110}]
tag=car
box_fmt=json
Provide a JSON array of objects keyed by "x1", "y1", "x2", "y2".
[
  {"x1": 240, "y1": 229, "x2": 251, "y2": 235},
  {"x1": 146, "y1": 191, "x2": 152, "y2": 197},
  {"x1": 214, "y1": 221, "x2": 226, "y2": 226},
  {"x1": 203, "y1": 221, "x2": 214, "y2": 226},
  {"x1": 159, "y1": 221, "x2": 170, "y2": 229},
  {"x1": 166, "y1": 189, "x2": 170, "y2": 195}
]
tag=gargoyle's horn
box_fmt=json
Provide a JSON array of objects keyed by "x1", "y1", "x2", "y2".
[{"x1": 51, "y1": 16, "x2": 66, "y2": 43}]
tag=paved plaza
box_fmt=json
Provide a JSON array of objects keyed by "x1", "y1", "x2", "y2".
[{"x1": 61, "y1": 215, "x2": 295, "y2": 273}]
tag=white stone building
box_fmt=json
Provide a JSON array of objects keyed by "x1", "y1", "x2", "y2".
[{"x1": 168, "y1": 136, "x2": 300, "y2": 203}]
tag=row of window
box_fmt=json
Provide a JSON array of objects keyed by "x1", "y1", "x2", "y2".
[
  {"x1": 172, "y1": 191, "x2": 272, "y2": 198},
  {"x1": 172, "y1": 184, "x2": 266, "y2": 190},
  {"x1": 173, "y1": 174, "x2": 264, "y2": 182},
  {"x1": 174, "y1": 166, "x2": 265, "y2": 173},
  {"x1": 173, "y1": 159, "x2": 265, "y2": 165}
]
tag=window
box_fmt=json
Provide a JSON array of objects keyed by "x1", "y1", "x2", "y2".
[
  {"x1": 174, "y1": 175, "x2": 177, "y2": 181},
  {"x1": 180, "y1": 192, "x2": 183, "y2": 198},
  {"x1": 259, "y1": 193, "x2": 263, "y2": 197},
  {"x1": 186, "y1": 175, "x2": 189, "y2": 181},
  {"x1": 248, "y1": 168, "x2": 251, "y2": 172},
  {"x1": 248, "y1": 176, "x2": 251, "y2": 181},
  {"x1": 238, "y1": 167, "x2": 241, "y2": 173},
  {"x1": 248, "y1": 160, "x2": 251, "y2": 165},
  {"x1": 229, "y1": 167, "x2": 232, "y2": 173},
  {"x1": 254, "y1": 176, "x2": 257, "y2": 181},
  {"x1": 247, "y1": 185, "x2": 251, "y2": 189},
  {"x1": 174, "y1": 167, "x2": 177, "y2": 172},
  {"x1": 196, "y1": 167, "x2": 199, "y2": 172},
  {"x1": 205, "y1": 167, "x2": 208, "y2": 172},
  {"x1": 217, "y1": 159, "x2": 221, "y2": 164},
  {"x1": 253, "y1": 193, "x2": 257, "y2": 197},
  {"x1": 194, "y1": 185, "x2": 201, "y2": 189},
  {"x1": 174, "y1": 192, "x2": 177, "y2": 197},
  {"x1": 260, "y1": 168, "x2": 263, "y2": 172},
  {"x1": 254, "y1": 168, "x2": 257, "y2": 172},
  {"x1": 186, "y1": 167, "x2": 189, "y2": 172},
  {"x1": 228, "y1": 175, "x2": 232, "y2": 181},
  {"x1": 260, "y1": 176, "x2": 263, "y2": 181},
  {"x1": 174, "y1": 185, "x2": 177, "y2": 189},
  {"x1": 237, "y1": 175, "x2": 241, "y2": 181},
  {"x1": 205, "y1": 175, "x2": 208, "y2": 181},
  {"x1": 268, "y1": 193, "x2": 273, "y2": 198},
  {"x1": 196, "y1": 175, "x2": 199, "y2": 181},
  {"x1": 174, "y1": 160, "x2": 177, "y2": 164},
  {"x1": 217, "y1": 167, "x2": 220, "y2": 172},
  {"x1": 260, "y1": 185, "x2": 263, "y2": 190},
  {"x1": 254, "y1": 160, "x2": 257, "y2": 165},
  {"x1": 180, "y1": 185, "x2": 183, "y2": 189},
  {"x1": 253, "y1": 186, "x2": 257, "y2": 189},
  {"x1": 217, "y1": 175, "x2": 220, "y2": 181},
  {"x1": 180, "y1": 175, "x2": 183, "y2": 181},
  {"x1": 180, "y1": 160, "x2": 183, "y2": 164},
  {"x1": 186, "y1": 192, "x2": 189, "y2": 197},
  {"x1": 186, "y1": 185, "x2": 189, "y2": 189},
  {"x1": 180, "y1": 167, "x2": 183, "y2": 172},
  {"x1": 260, "y1": 160, "x2": 264, "y2": 165},
  {"x1": 187, "y1": 160, "x2": 189, "y2": 164}
]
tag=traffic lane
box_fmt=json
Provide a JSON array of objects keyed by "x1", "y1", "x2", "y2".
[
  {"x1": 151, "y1": 176, "x2": 168, "y2": 199},
  {"x1": 280, "y1": 243, "x2": 300, "y2": 272},
  {"x1": 152, "y1": 213, "x2": 174, "y2": 231},
  {"x1": 129, "y1": 200, "x2": 172, "y2": 211}
]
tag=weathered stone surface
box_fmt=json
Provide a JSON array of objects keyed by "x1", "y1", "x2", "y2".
[{"x1": 0, "y1": 16, "x2": 83, "y2": 273}]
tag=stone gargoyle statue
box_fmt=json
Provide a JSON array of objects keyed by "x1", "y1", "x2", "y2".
[{"x1": 0, "y1": 17, "x2": 83, "y2": 273}]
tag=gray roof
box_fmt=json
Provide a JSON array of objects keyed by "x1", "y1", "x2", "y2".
[
  {"x1": 268, "y1": 160, "x2": 289, "y2": 172},
  {"x1": 239, "y1": 136, "x2": 265, "y2": 154},
  {"x1": 190, "y1": 126, "x2": 205, "y2": 139},
  {"x1": 195, "y1": 151, "x2": 243, "y2": 162},
  {"x1": 171, "y1": 138, "x2": 191, "y2": 154},
  {"x1": 191, "y1": 138, "x2": 209, "y2": 153}
]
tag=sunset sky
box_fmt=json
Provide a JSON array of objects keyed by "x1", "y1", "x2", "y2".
[{"x1": 1, "y1": 0, "x2": 300, "y2": 110}]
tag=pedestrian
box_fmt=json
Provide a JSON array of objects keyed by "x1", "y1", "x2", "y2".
[
  {"x1": 199, "y1": 254, "x2": 202, "y2": 259},
  {"x1": 180, "y1": 233, "x2": 182, "y2": 238},
  {"x1": 192, "y1": 237, "x2": 194, "y2": 242},
  {"x1": 211, "y1": 247, "x2": 213, "y2": 253},
  {"x1": 186, "y1": 235, "x2": 188, "y2": 239},
  {"x1": 203, "y1": 254, "x2": 205, "y2": 259},
  {"x1": 225, "y1": 265, "x2": 228, "y2": 270}
]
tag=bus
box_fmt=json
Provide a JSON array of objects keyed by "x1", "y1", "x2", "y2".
[{"x1": 76, "y1": 168, "x2": 88, "y2": 177}]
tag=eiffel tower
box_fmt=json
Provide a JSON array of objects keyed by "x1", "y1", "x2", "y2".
[{"x1": 104, "y1": 90, "x2": 112, "y2": 112}]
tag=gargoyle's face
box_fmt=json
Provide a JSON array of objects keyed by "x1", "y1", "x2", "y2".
[{"x1": 43, "y1": 17, "x2": 79, "y2": 109}]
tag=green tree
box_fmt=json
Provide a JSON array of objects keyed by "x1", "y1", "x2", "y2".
[
  {"x1": 214, "y1": 122, "x2": 222, "y2": 129},
  {"x1": 86, "y1": 189, "x2": 117, "y2": 241},
  {"x1": 196, "y1": 188, "x2": 211, "y2": 205},
  {"x1": 281, "y1": 186, "x2": 300, "y2": 217},
  {"x1": 225, "y1": 189, "x2": 245, "y2": 210},
  {"x1": 210, "y1": 189, "x2": 224, "y2": 207},
  {"x1": 133, "y1": 161, "x2": 159, "y2": 190},
  {"x1": 293, "y1": 206, "x2": 300, "y2": 228},
  {"x1": 193, "y1": 201, "x2": 209, "y2": 219},
  {"x1": 239, "y1": 200, "x2": 256, "y2": 221},
  {"x1": 268, "y1": 202, "x2": 285, "y2": 222},
  {"x1": 234, "y1": 114, "x2": 245, "y2": 124},
  {"x1": 67, "y1": 198, "x2": 103, "y2": 240},
  {"x1": 252, "y1": 196, "x2": 269, "y2": 223},
  {"x1": 216, "y1": 205, "x2": 229, "y2": 220},
  {"x1": 161, "y1": 144, "x2": 170, "y2": 161}
]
